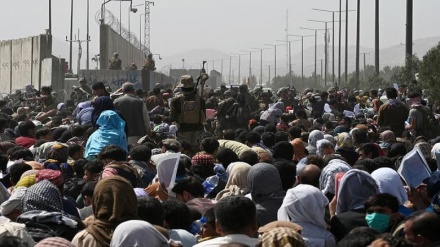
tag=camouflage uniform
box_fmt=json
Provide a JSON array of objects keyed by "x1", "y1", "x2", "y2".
[{"x1": 170, "y1": 75, "x2": 206, "y2": 154}]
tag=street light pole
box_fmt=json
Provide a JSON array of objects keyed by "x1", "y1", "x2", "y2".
[
  {"x1": 355, "y1": 0, "x2": 361, "y2": 89},
  {"x1": 251, "y1": 47, "x2": 270, "y2": 86},
  {"x1": 300, "y1": 28, "x2": 326, "y2": 89},
  {"x1": 263, "y1": 44, "x2": 286, "y2": 85},
  {"x1": 375, "y1": 0, "x2": 380, "y2": 75},
  {"x1": 69, "y1": 0, "x2": 73, "y2": 73},
  {"x1": 345, "y1": 0, "x2": 349, "y2": 85},
  {"x1": 86, "y1": 0, "x2": 90, "y2": 70},
  {"x1": 289, "y1": 34, "x2": 314, "y2": 88},
  {"x1": 48, "y1": 0, "x2": 52, "y2": 35},
  {"x1": 277, "y1": 39, "x2": 301, "y2": 88}
]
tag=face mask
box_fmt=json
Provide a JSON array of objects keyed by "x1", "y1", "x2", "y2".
[{"x1": 365, "y1": 212, "x2": 390, "y2": 233}]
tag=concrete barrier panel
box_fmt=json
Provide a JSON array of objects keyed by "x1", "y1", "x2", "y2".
[
  {"x1": 11, "y1": 39, "x2": 23, "y2": 91},
  {"x1": 32, "y1": 36, "x2": 42, "y2": 89},
  {"x1": 0, "y1": 41, "x2": 12, "y2": 94},
  {"x1": 21, "y1": 37, "x2": 33, "y2": 87}
]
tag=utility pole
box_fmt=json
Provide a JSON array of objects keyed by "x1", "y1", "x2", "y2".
[
  {"x1": 375, "y1": 0, "x2": 380, "y2": 75},
  {"x1": 300, "y1": 27, "x2": 326, "y2": 89},
  {"x1": 266, "y1": 65, "x2": 271, "y2": 84},
  {"x1": 48, "y1": 0, "x2": 52, "y2": 35},
  {"x1": 263, "y1": 44, "x2": 286, "y2": 84},
  {"x1": 278, "y1": 39, "x2": 301, "y2": 88},
  {"x1": 231, "y1": 53, "x2": 245, "y2": 84},
  {"x1": 345, "y1": 0, "x2": 349, "y2": 85},
  {"x1": 86, "y1": 0, "x2": 90, "y2": 70},
  {"x1": 66, "y1": 30, "x2": 90, "y2": 75},
  {"x1": 355, "y1": 0, "x2": 361, "y2": 89},
  {"x1": 251, "y1": 47, "x2": 270, "y2": 86},
  {"x1": 289, "y1": 34, "x2": 314, "y2": 88},
  {"x1": 406, "y1": 0, "x2": 413, "y2": 61},
  {"x1": 69, "y1": 0, "x2": 73, "y2": 73},
  {"x1": 361, "y1": 52, "x2": 370, "y2": 81}
]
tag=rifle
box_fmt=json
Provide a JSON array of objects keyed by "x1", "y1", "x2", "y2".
[{"x1": 196, "y1": 61, "x2": 209, "y2": 98}]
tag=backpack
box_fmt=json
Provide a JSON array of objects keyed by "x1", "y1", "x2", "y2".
[
  {"x1": 415, "y1": 106, "x2": 440, "y2": 139},
  {"x1": 226, "y1": 103, "x2": 251, "y2": 126},
  {"x1": 179, "y1": 96, "x2": 204, "y2": 124}
]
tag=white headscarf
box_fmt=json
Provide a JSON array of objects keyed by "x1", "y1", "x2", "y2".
[
  {"x1": 278, "y1": 184, "x2": 328, "y2": 228},
  {"x1": 371, "y1": 167, "x2": 408, "y2": 205},
  {"x1": 110, "y1": 220, "x2": 168, "y2": 247}
]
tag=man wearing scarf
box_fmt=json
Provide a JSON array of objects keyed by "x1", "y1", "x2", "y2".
[{"x1": 377, "y1": 88, "x2": 409, "y2": 137}]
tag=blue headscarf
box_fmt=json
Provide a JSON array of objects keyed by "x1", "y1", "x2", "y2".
[
  {"x1": 91, "y1": 96, "x2": 115, "y2": 127},
  {"x1": 85, "y1": 110, "x2": 128, "y2": 158}
]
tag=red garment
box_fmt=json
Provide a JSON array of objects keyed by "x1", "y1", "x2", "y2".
[{"x1": 15, "y1": 136, "x2": 36, "y2": 148}]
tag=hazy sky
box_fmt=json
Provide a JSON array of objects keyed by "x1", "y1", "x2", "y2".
[{"x1": 1, "y1": 0, "x2": 440, "y2": 71}]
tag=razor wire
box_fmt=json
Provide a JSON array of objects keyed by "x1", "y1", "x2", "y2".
[{"x1": 96, "y1": 9, "x2": 151, "y2": 55}]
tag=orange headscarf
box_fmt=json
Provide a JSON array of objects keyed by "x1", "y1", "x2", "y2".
[{"x1": 292, "y1": 138, "x2": 306, "y2": 162}]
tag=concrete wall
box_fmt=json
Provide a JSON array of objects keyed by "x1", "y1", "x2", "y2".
[
  {"x1": 78, "y1": 69, "x2": 175, "y2": 93},
  {"x1": 0, "y1": 41, "x2": 12, "y2": 94},
  {"x1": 100, "y1": 24, "x2": 144, "y2": 70},
  {"x1": 0, "y1": 34, "x2": 52, "y2": 93}
]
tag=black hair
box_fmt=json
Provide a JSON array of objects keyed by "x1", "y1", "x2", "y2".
[
  {"x1": 41, "y1": 86, "x2": 52, "y2": 94},
  {"x1": 172, "y1": 177, "x2": 204, "y2": 198},
  {"x1": 17, "y1": 120, "x2": 35, "y2": 137},
  {"x1": 288, "y1": 126, "x2": 302, "y2": 139},
  {"x1": 138, "y1": 198, "x2": 165, "y2": 226},
  {"x1": 364, "y1": 193, "x2": 399, "y2": 213},
  {"x1": 373, "y1": 156, "x2": 396, "y2": 170},
  {"x1": 83, "y1": 160, "x2": 104, "y2": 174},
  {"x1": 7, "y1": 147, "x2": 33, "y2": 161},
  {"x1": 274, "y1": 131, "x2": 289, "y2": 143},
  {"x1": 245, "y1": 132, "x2": 261, "y2": 145},
  {"x1": 306, "y1": 155, "x2": 325, "y2": 169},
  {"x1": 273, "y1": 141, "x2": 294, "y2": 161},
  {"x1": 261, "y1": 132, "x2": 275, "y2": 149},
  {"x1": 191, "y1": 163, "x2": 215, "y2": 180},
  {"x1": 352, "y1": 129, "x2": 370, "y2": 146},
  {"x1": 35, "y1": 128, "x2": 52, "y2": 139},
  {"x1": 385, "y1": 88, "x2": 398, "y2": 99},
  {"x1": 200, "y1": 137, "x2": 219, "y2": 154},
  {"x1": 98, "y1": 145, "x2": 127, "y2": 162},
  {"x1": 358, "y1": 143, "x2": 380, "y2": 159},
  {"x1": 273, "y1": 160, "x2": 297, "y2": 191},
  {"x1": 223, "y1": 129, "x2": 236, "y2": 140},
  {"x1": 9, "y1": 162, "x2": 31, "y2": 185},
  {"x1": 73, "y1": 158, "x2": 88, "y2": 178},
  {"x1": 215, "y1": 148, "x2": 240, "y2": 170},
  {"x1": 354, "y1": 158, "x2": 380, "y2": 174},
  {"x1": 264, "y1": 123, "x2": 276, "y2": 133},
  {"x1": 92, "y1": 82, "x2": 106, "y2": 90},
  {"x1": 68, "y1": 144, "x2": 83, "y2": 158},
  {"x1": 71, "y1": 125, "x2": 86, "y2": 137},
  {"x1": 214, "y1": 196, "x2": 256, "y2": 234},
  {"x1": 81, "y1": 181, "x2": 98, "y2": 198},
  {"x1": 129, "y1": 145, "x2": 152, "y2": 162},
  {"x1": 295, "y1": 109, "x2": 307, "y2": 119},
  {"x1": 162, "y1": 200, "x2": 192, "y2": 230},
  {"x1": 337, "y1": 226, "x2": 379, "y2": 247},
  {"x1": 239, "y1": 150, "x2": 258, "y2": 166}
]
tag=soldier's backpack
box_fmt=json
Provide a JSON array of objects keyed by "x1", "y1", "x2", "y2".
[
  {"x1": 415, "y1": 106, "x2": 440, "y2": 139},
  {"x1": 179, "y1": 95, "x2": 204, "y2": 124}
]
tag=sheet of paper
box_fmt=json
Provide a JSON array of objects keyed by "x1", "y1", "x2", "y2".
[
  {"x1": 156, "y1": 153, "x2": 180, "y2": 190},
  {"x1": 397, "y1": 148, "x2": 431, "y2": 188}
]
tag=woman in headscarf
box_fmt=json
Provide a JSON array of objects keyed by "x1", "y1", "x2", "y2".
[
  {"x1": 371, "y1": 167, "x2": 412, "y2": 216},
  {"x1": 110, "y1": 220, "x2": 169, "y2": 247},
  {"x1": 335, "y1": 132, "x2": 359, "y2": 166},
  {"x1": 72, "y1": 176, "x2": 137, "y2": 247},
  {"x1": 216, "y1": 162, "x2": 251, "y2": 201},
  {"x1": 307, "y1": 130, "x2": 324, "y2": 155},
  {"x1": 17, "y1": 180, "x2": 82, "y2": 242},
  {"x1": 316, "y1": 139, "x2": 335, "y2": 157},
  {"x1": 330, "y1": 169, "x2": 379, "y2": 242},
  {"x1": 278, "y1": 185, "x2": 336, "y2": 247},
  {"x1": 319, "y1": 159, "x2": 351, "y2": 200},
  {"x1": 247, "y1": 163, "x2": 286, "y2": 226},
  {"x1": 91, "y1": 96, "x2": 115, "y2": 128},
  {"x1": 292, "y1": 138, "x2": 307, "y2": 162},
  {"x1": 257, "y1": 227, "x2": 306, "y2": 247},
  {"x1": 85, "y1": 110, "x2": 127, "y2": 160}
]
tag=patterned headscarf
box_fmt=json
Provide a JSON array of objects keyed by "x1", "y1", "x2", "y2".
[
  {"x1": 23, "y1": 180, "x2": 63, "y2": 213},
  {"x1": 319, "y1": 159, "x2": 351, "y2": 195},
  {"x1": 35, "y1": 237, "x2": 75, "y2": 247},
  {"x1": 191, "y1": 154, "x2": 215, "y2": 166},
  {"x1": 258, "y1": 227, "x2": 306, "y2": 247},
  {"x1": 36, "y1": 169, "x2": 64, "y2": 187},
  {"x1": 247, "y1": 163, "x2": 285, "y2": 203},
  {"x1": 87, "y1": 176, "x2": 138, "y2": 247}
]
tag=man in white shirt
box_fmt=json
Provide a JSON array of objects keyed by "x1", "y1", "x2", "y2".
[{"x1": 194, "y1": 196, "x2": 258, "y2": 247}]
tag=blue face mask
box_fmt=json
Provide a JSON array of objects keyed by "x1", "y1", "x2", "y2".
[{"x1": 365, "y1": 212, "x2": 390, "y2": 233}]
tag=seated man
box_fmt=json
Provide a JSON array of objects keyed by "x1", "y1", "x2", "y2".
[{"x1": 194, "y1": 196, "x2": 258, "y2": 247}]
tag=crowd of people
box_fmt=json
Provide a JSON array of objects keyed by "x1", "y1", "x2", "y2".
[{"x1": 0, "y1": 75, "x2": 439, "y2": 247}]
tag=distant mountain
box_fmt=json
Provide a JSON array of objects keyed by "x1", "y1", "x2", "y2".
[{"x1": 156, "y1": 36, "x2": 440, "y2": 83}]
